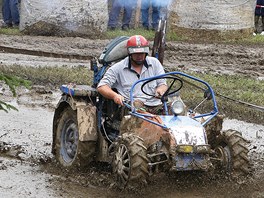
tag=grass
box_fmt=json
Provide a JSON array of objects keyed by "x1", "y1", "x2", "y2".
[
  {"x1": 104, "y1": 28, "x2": 264, "y2": 44},
  {"x1": 0, "y1": 65, "x2": 92, "y2": 88},
  {"x1": 0, "y1": 27, "x2": 22, "y2": 35},
  {"x1": 242, "y1": 33, "x2": 264, "y2": 43}
]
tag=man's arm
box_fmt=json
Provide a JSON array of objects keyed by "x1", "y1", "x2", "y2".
[{"x1": 97, "y1": 85, "x2": 124, "y2": 105}]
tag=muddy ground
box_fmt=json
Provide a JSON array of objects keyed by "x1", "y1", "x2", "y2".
[{"x1": 0, "y1": 35, "x2": 264, "y2": 197}]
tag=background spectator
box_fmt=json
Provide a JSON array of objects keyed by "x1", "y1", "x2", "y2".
[
  {"x1": 255, "y1": 0, "x2": 264, "y2": 34},
  {"x1": 1, "y1": 0, "x2": 20, "y2": 28},
  {"x1": 108, "y1": 0, "x2": 134, "y2": 31},
  {"x1": 141, "y1": 0, "x2": 160, "y2": 30}
]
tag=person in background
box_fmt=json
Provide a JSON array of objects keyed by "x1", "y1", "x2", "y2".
[
  {"x1": 254, "y1": 0, "x2": 264, "y2": 35},
  {"x1": 107, "y1": 0, "x2": 134, "y2": 31},
  {"x1": 97, "y1": 35, "x2": 168, "y2": 114},
  {"x1": 1, "y1": 0, "x2": 20, "y2": 28},
  {"x1": 141, "y1": 0, "x2": 160, "y2": 30}
]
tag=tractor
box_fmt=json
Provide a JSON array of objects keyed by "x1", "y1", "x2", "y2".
[{"x1": 52, "y1": 23, "x2": 250, "y2": 188}]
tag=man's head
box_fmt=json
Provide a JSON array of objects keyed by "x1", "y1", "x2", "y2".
[{"x1": 127, "y1": 35, "x2": 149, "y2": 66}]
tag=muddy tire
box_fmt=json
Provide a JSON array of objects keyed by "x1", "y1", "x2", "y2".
[
  {"x1": 54, "y1": 106, "x2": 95, "y2": 168},
  {"x1": 214, "y1": 129, "x2": 250, "y2": 178},
  {"x1": 112, "y1": 133, "x2": 149, "y2": 188}
]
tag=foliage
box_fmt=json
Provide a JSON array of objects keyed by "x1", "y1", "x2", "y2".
[{"x1": 0, "y1": 73, "x2": 31, "y2": 112}]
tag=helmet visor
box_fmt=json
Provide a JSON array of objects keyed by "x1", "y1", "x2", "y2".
[{"x1": 128, "y1": 46, "x2": 149, "y2": 54}]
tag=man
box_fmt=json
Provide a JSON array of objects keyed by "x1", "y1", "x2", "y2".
[
  {"x1": 1, "y1": 0, "x2": 20, "y2": 28},
  {"x1": 141, "y1": 0, "x2": 160, "y2": 30},
  {"x1": 107, "y1": 0, "x2": 134, "y2": 31},
  {"x1": 97, "y1": 35, "x2": 167, "y2": 113}
]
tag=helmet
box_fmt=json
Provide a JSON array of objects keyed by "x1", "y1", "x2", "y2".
[{"x1": 127, "y1": 35, "x2": 149, "y2": 55}]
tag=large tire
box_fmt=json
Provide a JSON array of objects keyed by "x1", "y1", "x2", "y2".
[
  {"x1": 54, "y1": 106, "x2": 96, "y2": 168},
  {"x1": 214, "y1": 129, "x2": 250, "y2": 178},
  {"x1": 112, "y1": 133, "x2": 149, "y2": 188}
]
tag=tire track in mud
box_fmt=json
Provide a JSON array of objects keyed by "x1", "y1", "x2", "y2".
[{"x1": 0, "y1": 45, "x2": 93, "y2": 61}]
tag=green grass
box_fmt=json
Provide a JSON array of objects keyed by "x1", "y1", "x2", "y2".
[
  {"x1": 0, "y1": 65, "x2": 92, "y2": 88},
  {"x1": 0, "y1": 27, "x2": 22, "y2": 35},
  {"x1": 105, "y1": 28, "x2": 156, "y2": 41}
]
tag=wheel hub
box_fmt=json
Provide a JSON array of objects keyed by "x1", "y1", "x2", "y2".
[
  {"x1": 113, "y1": 144, "x2": 130, "y2": 186},
  {"x1": 62, "y1": 121, "x2": 78, "y2": 163},
  {"x1": 215, "y1": 146, "x2": 231, "y2": 169}
]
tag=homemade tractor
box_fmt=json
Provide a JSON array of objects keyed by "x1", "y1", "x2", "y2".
[{"x1": 52, "y1": 22, "x2": 250, "y2": 188}]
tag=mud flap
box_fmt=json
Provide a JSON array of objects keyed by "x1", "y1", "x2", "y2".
[{"x1": 76, "y1": 102, "x2": 98, "y2": 141}]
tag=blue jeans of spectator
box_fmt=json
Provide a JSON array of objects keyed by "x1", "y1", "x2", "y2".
[
  {"x1": 2, "y1": 0, "x2": 20, "y2": 25},
  {"x1": 108, "y1": 0, "x2": 134, "y2": 28},
  {"x1": 141, "y1": 0, "x2": 160, "y2": 29}
]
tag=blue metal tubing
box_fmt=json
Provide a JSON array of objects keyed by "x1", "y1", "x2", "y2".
[
  {"x1": 94, "y1": 64, "x2": 108, "y2": 86},
  {"x1": 129, "y1": 71, "x2": 218, "y2": 126}
]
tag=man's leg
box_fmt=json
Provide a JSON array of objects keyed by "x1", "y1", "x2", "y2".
[
  {"x1": 2, "y1": 0, "x2": 12, "y2": 27},
  {"x1": 141, "y1": 0, "x2": 150, "y2": 29},
  {"x1": 255, "y1": 15, "x2": 260, "y2": 33},
  {"x1": 261, "y1": 15, "x2": 264, "y2": 33},
  {"x1": 108, "y1": 0, "x2": 122, "y2": 29},
  {"x1": 10, "y1": 0, "x2": 19, "y2": 26},
  {"x1": 122, "y1": 0, "x2": 134, "y2": 30},
  {"x1": 151, "y1": 1, "x2": 160, "y2": 30}
]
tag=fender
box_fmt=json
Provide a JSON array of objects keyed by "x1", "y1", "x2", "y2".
[
  {"x1": 76, "y1": 102, "x2": 97, "y2": 141},
  {"x1": 53, "y1": 94, "x2": 97, "y2": 150}
]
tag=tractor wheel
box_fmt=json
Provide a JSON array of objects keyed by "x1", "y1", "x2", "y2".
[
  {"x1": 54, "y1": 106, "x2": 96, "y2": 168},
  {"x1": 112, "y1": 133, "x2": 149, "y2": 188},
  {"x1": 214, "y1": 129, "x2": 250, "y2": 178}
]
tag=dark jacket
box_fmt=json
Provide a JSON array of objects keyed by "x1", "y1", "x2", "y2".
[{"x1": 255, "y1": 0, "x2": 264, "y2": 16}]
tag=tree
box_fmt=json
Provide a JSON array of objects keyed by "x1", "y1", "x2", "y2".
[{"x1": 0, "y1": 73, "x2": 31, "y2": 112}]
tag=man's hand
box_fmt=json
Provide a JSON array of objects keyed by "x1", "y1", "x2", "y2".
[
  {"x1": 113, "y1": 94, "x2": 124, "y2": 105},
  {"x1": 97, "y1": 85, "x2": 124, "y2": 105},
  {"x1": 155, "y1": 84, "x2": 168, "y2": 97}
]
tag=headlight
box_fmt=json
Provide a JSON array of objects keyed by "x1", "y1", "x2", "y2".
[
  {"x1": 171, "y1": 100, "x2": 185, "y2": 115},
  {"x1": 176, "y1": 145, "x2": 193, "y2": 153}
]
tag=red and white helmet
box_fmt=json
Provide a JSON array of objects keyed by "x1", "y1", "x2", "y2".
[{"x1": 126, "y1": 35, "x2": 149, "y2": 55}]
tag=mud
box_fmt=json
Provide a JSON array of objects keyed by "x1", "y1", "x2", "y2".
[{"x1": 0, "y1": 35, "x2": 264, "y2": 197}]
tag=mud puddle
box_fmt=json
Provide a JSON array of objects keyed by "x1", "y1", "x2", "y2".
[{"x1": 0, "y1": 90, "x2": 264, "y2": 197}]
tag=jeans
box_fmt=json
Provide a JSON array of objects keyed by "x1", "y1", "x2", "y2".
[
  {"x1": 108, "y1": 0, "x2": 134, "y2": 28},
  {"x1": 255, "y1": 15, "x2": 264, "y2": 33},
  {"x1": 141, "y1": 0, "x2": 160, "y2": 29},
  {"x1": 2, "y1": 0, "x2": 20, "y2": 25}
]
